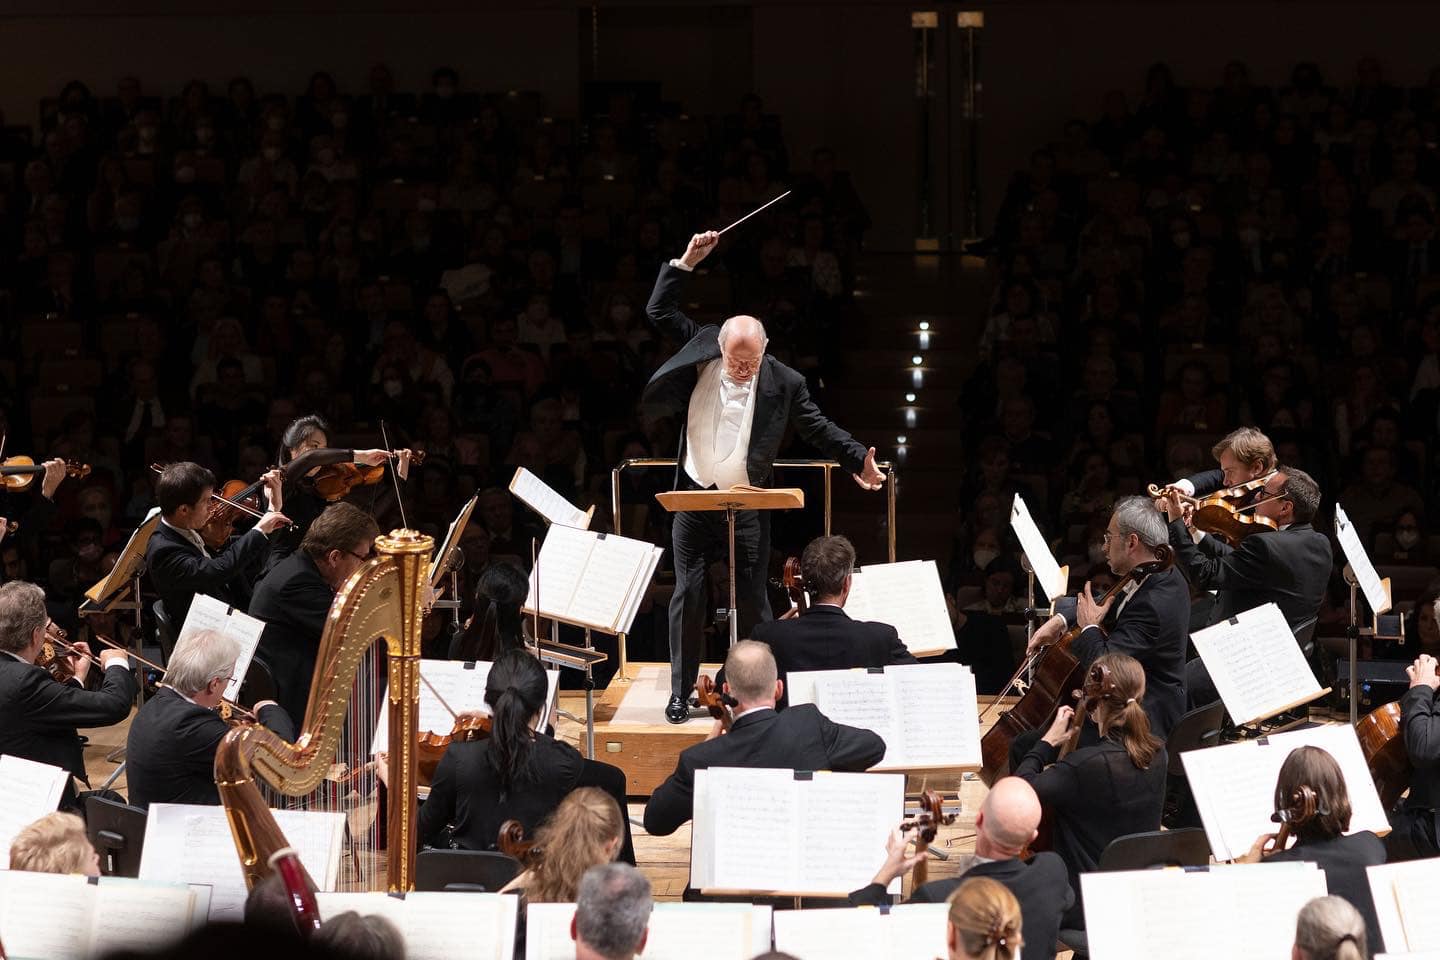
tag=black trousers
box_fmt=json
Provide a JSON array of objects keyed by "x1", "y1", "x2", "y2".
[{"x1": 668, "y1": 503, "x2": 772, "y2": 699}]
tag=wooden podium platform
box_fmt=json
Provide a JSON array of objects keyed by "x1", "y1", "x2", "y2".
[{"x1": 594, "y1": 662, "x2": 718, "y2": 796}]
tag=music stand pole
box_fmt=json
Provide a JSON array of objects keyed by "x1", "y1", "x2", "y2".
[
  {"x1": 727, "y1": 506, "x2": 739, "y2": 648},
  {"x1": 583, "y1": 628, "x2": 596, "y2": 759},
  {"x1": 1019, "y1": 553, "x2": 1037, "y2": 686},
  {"x1": 1343, "y1": 564, "x2": 1360, "y2": 725}
]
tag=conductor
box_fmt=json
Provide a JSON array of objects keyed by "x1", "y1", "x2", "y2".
[{"x1": 643, "y1": 230, "x2": 887, "y2": 723}]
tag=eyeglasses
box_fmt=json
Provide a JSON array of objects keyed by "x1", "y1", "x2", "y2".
[{"x1": 348, "y1": 548, "x2": 376, "y2": 562}]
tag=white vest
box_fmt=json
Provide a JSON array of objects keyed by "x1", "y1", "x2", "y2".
[{"x1": 683, "y1": 359, "x2": 757, "y2": 490}]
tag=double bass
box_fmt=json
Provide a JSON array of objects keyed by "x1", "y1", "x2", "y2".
[{"x1": 979, "y1": 545, "x2": 1173, "y2": 785}]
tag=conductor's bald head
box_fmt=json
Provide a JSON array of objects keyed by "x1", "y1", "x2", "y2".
[
  {"x1": 976, "y1": 777, "x2": 1042, "y2": 858},
  {"x1": 721, "y1": 639, "x2": 780, "y2": 708},
  {"x1": 718, "y1": 315, "x2": 766, "y2": 383}
]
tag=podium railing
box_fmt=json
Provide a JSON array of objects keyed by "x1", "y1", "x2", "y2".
[{"x1": 608, "y1": 457, "x2": 897, "y2": 681}]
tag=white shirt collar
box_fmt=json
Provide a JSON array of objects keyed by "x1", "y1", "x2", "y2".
[{"x1": 731, "y1": 705, "x2": 774, "y2": 722}]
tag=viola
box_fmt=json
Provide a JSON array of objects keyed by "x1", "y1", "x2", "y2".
[
  {"x1": 416, "y1": 711, "x2": 492, "y2": 785},
  {"x1": 0, "y1": 456, "x2": 90, "y2": 491},
  {"x1": 1357, "y1": 700, "x2": 1409, "y2": 810},
  {"x1": 1148, "y1": 475, "x2": 1278, "y2": 547},
  {"x1": 899, "y1": 789, "x2": 957, "y2": 888},
  {"x1": 310, "y1": 449, "x2": 423, "y2": 502},
  {"x1": 694, "y1": 674, "x2": 734, "y2": 732},
  {"x1": 979, "y1": 545, "x2": 1174, "y2": 785},
  {"x1": 36, "y1": 622, "x2": 86, "y2": 684}
]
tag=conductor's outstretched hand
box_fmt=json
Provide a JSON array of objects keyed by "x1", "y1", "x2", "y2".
[
  {"x1": 680, "y1": 231, "x2": 720, "y2": 269},
  {"x1": 853, "y1": 447, "x2": 887, "y2": 491}
]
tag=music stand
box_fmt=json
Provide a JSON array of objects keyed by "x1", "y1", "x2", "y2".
[
  {"x1": 429, "y1": 493, "x2": 479, "y2": 628},
  {"x1": 655, "y1": 486, "x2": 804, "y2": 646}
]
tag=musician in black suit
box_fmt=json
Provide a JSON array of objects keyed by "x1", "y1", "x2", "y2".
[
  {"x1": 742, "y1": 535, "x2": 915, "y2": 709},
  {"x1": 1162, "y1": 425, "x2": 1276, "y2": 501},
  {"x1": 849, "y1": 777, "x2": 1073, "y2": 960},
  {"x1": 248, "y1": 503, "x2": 379, "y2": 722},
  {"x1": 644, "y1": 230, "x2": 887, "y2": 724},
  {"x1": 1025, "y1": 496, "x2": 1189, "y2": 740},
  {"x1": 145, "y1": 461, "x2": 289, "y2": 628},
  {"x1": 643, "y1": 640, "x2": 887, "y2": 836},
  {"x1": 1390, "y1": 651, "x2": 1440, "y2": 860},
  {"x1": 0, "y1": 581, "x2": 136, "y2": 809},
  {"x1": 125, "y1": 629, "x2": 294, "y2": 809},
  {"x1": 1161, "y1": 466, "x2": 1333, "y2": 708},
  {"x1": 413, "y1": 650, "x2": 634, "y2": 863}
]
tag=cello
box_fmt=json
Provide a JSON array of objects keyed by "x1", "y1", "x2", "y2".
[
  {"x1": 1357, "y1": 700, "x2": 1409, "y2": 811},
  {"x1": 773, "y1": 555, "x2": 809, "y2": 620},
  {"x1": 694, "y1": 674, "x2": 735, "y2": 732},
  {"x1": 899, "y1": 789, "x2": 957, "y2": 888},
  {"x1": 979, "y1": 545, "x2": 1173, "y2": 785}
]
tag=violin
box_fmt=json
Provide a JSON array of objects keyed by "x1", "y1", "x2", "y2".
[
  {"x1": 498, "y1": 820, "x2": 536, "y2": 862},
  {"x1": 899, "y1": 789, "x2": 957, "y2": 888},
  {"x1": 776, "y1": 556, "x2": 809, "y2": 621},
  {"x1": 979, "y1": 545, "x2": 1174, "y2": 785},
  {"x1": 0, "y1": 456, "x2": 90, "y2": 491},
  {"x1": 694, "y1": 674, "x2": 735, "y2": 732},
  {"x1": 200, "y1": 477, "x2": 268, "y2": 549},
  {"x1": 1148, "y1": 475, "x2": 1278, "y2": 547},
  {"x1": 1357, "y1": 700, "x2": 1409, "y2": 811},
  {"x1": 36, "y1": 622, "x2": 89, "y2": 684},
  {"x1": 310, "y1": 449, "x2": 424, "y2": 502},
  {"x1": 1263, "y1": 784, "x2": 1323, "y2": 855},
  {"x1": 416, "y1": 712, "x2": 492, "y2": 785}
]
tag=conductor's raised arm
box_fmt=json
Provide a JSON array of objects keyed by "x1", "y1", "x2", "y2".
[{"x1": 646, "y1": 231, "x2": 720, "y2": 343}]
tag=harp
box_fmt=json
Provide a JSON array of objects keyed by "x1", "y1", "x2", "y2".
[{"x1": 214, "y1": 528, "x2": 431, "y2": 893}]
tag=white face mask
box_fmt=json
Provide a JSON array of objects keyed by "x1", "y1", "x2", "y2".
[
  {"x1": 1396, "y1": 529, "x2": 1421, "y2": 550},
  {"x1": 973, "y1": 548, "x2": 999, "y2": 570}
]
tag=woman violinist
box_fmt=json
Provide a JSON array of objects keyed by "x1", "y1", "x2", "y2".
[
  {"x1": 259, "y1": 414, "x2": 411, "y2": 576},
  {"x1": 1013, "y1": 652, "x2": 1167, "y2": 930}
]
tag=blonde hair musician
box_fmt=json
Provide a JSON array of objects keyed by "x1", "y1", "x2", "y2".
[
  {"x1": 946, "y1": 876, "x2": 1023, "y2": 960},
  {"x1": 9, "y1": 811, "x2": 100, "y2": 876},
  {"x1": 502, "y1": 786, "x2": 625, "y2": 903}
]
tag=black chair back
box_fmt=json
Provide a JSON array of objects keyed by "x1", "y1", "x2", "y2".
[
  {"x1": 238, "y1": 655, "x2": 278, "y2": 708},
  {"x1": 84, "y1": 794, "x2": 148, "y2": 878},
  {"x1": 414, "y1": 849, "x2": 522, "y2": 892},
  {"x1": 1098, "y1": 827, "x2": 1212, "y2": 871},
  {"x1": 1293, "y1": 616, "x2": 1319, "y2": 660},
  {"x1": 1165, "y1": 702, "x2": 1226, "y2": 770}
]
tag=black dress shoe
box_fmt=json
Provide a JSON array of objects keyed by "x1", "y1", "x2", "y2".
[{"x1": 665, "y1": 695, "x2": 690, "y2": 724}]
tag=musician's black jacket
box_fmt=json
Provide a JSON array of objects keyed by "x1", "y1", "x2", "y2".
[
  {"x1": 643, "y1": 704, "x2": 886, "y2": 836},
  {"x1": 1014, "y1": 737, "x2": 1167, "y2": 924},
  {"x1": 0, "y1": 653, "x2": 137, "y2": 807},
  {"x1": 1166, "y1": 518, "x2": 1332, "y2": 630},
  {"x1": 1060, "y1": 565, "x2": 1190, "y2": 740},
  {"x1": 417, "y1": 733, "x2": 635, "y2": 863},
  {"x1": 125, "y1": 685, "x2": 295, "y2": 809},
  {"x1": 848, "y1": 852, "x2": 1073, "y2": 960},
  {"x1": 1393, "y1": 683, "x2": 1440, "y2": 857},
  {"x1": 730, "y1": 604, "x2": 917, "y2": 709},
  {"x1": 1268, "y1": 832, "x2": 1387, "y2": 951},
  {"x1": 642, "y1": 261, "x2": 868, "y2": 488},
  {"x1": 247, "y1": 550, "x2": 334, "y2": 723},
  {"x1": 145, "y1": 519, "x2": 269, "y2": 627}
]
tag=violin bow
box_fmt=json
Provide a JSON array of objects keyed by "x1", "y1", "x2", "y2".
[
  {"x1": 419, "y1": 671, "x2": 459, "y2": 720},
  {"x1": 378, "y1": 421, "x2": 409, "y2": 529}
]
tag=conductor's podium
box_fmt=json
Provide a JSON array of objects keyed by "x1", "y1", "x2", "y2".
[{"x1": 593, "y1": 662, "x2": 723, "y2": 796}]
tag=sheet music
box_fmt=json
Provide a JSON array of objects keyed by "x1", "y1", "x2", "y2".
[
  {"x1": 1190, "y1": 602, "x2": 1323, "y2": 725},
  {"x1": 1336, "y1": 503, "x2": 1391, "y2": 615},
  {"x1": 0, "y1": 754, "x2": 69, "y2": 868},
  {"x1": 773, "y1": 904, "x2": 949, "y2": 959},
  {"x1": 525, "y1": 903, "x2": 765, "y2": 960},
  {"x1": 176, "y1": 593, "x2": 265, "y2": 703},
  {"x1": 0, "y1": 871, "x2": 92, "y2": 959},
  {"x1": 139, "y1": 803, "x2": 344, "y2": 921},
  {"x1": 85, "y1": 508, "x2": 160, "y2": 604},
  {"x1": 90, "y1": 877, "x2": 199, "y2": 956},
  {"x1": 1010, "y1": 492, "x2": 1065, "y2": 603},
  {"x1": 793, "y1": 664, "x2": 981, "y2": 770},
  {"x1": 1083, "y1": 863, "x2": 1326, "y2": 960},
  {"x1": 432, "y1": 493, "x2": 478, "y2": 588},
  {"x1": 797, "y1": 772, "x2": 905, "y2": 894},
  {"x1": 1367, "y1": 859, "x2": 1440, "y2": 952},
  {"x1": 318, "y1": 892, "x2": 513, "y2": 960},
  {"x1": 371, "y1": 659, "x2": 559, "y2": 754},
  {"x1": 1182, "y1": 724, "x2": 1390, "y2": 861},
  {"x1": 525, "y1": 525, "x2": 662, "y2": 634},
  {"x1": 511, "y1": 467, "x2": 590, "y2": 529},
  {"x1": 700, "y1": 767, "x2": 800, "y2": 892},
  {"x1": 844, "y1": 560, "x2": 957, "y2": 656}
]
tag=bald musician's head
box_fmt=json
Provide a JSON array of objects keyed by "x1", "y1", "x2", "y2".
[
  {"x1": 718, "y1": 314, "x2": 767, "y2": 383},
  {"x1": 721, "y1": 639, "x2": 782, "y2": 710},
  {"x1": 975, "y1": 777, "x2": 1042, "y2": 860}
]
